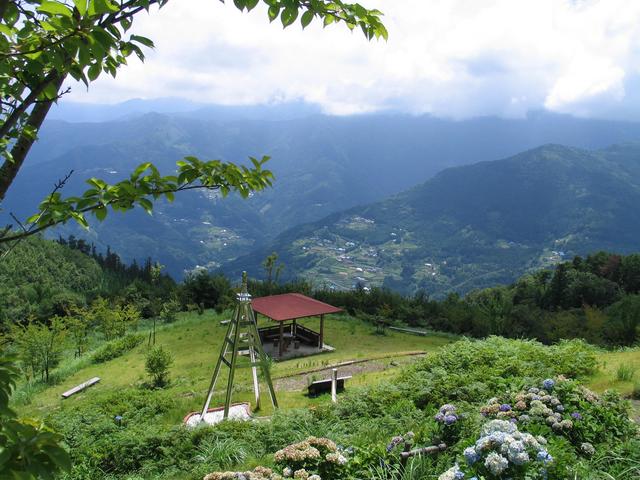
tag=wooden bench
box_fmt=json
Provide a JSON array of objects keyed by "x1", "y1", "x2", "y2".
[
  {"x1": 61, "y1": 377, "x2": 100, "y2": 399},
  {"x1": 307, "y1": 376, "x2": 351, "y2": 397}
]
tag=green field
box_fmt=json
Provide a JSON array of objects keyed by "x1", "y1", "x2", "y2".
[
  {"x1": 17, "y1": 310, "x2": 639, "y2": 427},
  {"x1": 16, "y1": 311, "x2": 455, "y2": 423}
]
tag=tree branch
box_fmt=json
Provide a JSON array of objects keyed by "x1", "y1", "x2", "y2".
[
  {"x1": 0, "y1": 182, "x2": 222, "y2": 244},
  {"x1": 0, "y1": 70, "x2": 60, "y2": 142},
  {"x1": 0, "y1": 73, "x2": 66, "y2": 201}
]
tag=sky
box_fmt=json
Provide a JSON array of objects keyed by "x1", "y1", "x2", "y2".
[{"x1": 65, "y1": 0, "x2": 640, "y2": 119}]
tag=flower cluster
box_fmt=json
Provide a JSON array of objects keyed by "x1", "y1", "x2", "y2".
[
  {"x1": 386, "y1": 431, "x2": 415, "y2": 453},
  {"x1": 440, "y1": 420, "x2": 552, "y2": 479},
  {"x1": 274, "y1": 437, "x2": 348, "y2": 480},
  {"x1": 204, "y1": 466, "x2": 283, "y2": 480},
  {"x1": 435, "y1": 404, "x2": 459, "y2": 425},
  {"x1": 438, "y1": 464, "x2": 465, "y2": 480},
  {"x1": 480, "y1": 379, "x2": 580, "y2": 432}
]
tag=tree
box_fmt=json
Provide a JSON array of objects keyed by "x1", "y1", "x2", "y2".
[
  {"x1": 144, "y1": 345, "x2": 173, "y2": 387},
  {"x1": 11, "y1": 317, "x2": 66, "y2": 383},
  {"x1": 0, "y1": 0, "x2": 386, "y2": 248},
  {"x1": 65, "y1": 309, "x2": 90, "y2": 357}
]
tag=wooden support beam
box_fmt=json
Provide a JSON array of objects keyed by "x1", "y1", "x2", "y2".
[
  {"x1": 279, "y1": 320, "x2": 284, "y2": 358},
  {"x1": 319, "y1": 314, "x2": 324, "y2": 349}
]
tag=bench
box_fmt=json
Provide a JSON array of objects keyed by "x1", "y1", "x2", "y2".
[
  {"x1": 307, "y1": 376, "x2": 351, "y2": 397},
  {"x1": 61, "y1": 377, "x2": 100, "y2": 399}
]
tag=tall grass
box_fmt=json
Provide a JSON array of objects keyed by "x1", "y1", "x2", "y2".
[{"x1": 615, "y1": 363, "x2": 635, "y2": 382}]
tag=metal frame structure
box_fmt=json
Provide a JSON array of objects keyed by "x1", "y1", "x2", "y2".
[{"x1": 199, "y1": 272, "x2": 278, "y2": 420}]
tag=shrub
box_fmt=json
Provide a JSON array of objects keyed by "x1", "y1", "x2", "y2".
[
  {"x1": 145, "y1": 345, "x2": 173, "y2": 387},
  {"x1": 91, "y1": 334, "x2": 144, "y2": 364},
  {"x1": 615, "y1": 363, "x2": 635, "y2": 382}
]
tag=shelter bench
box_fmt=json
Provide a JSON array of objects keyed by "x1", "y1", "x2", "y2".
[
  {"x1": 61, "y1": 377, "x2": 100, "y2": 399},
  {"x1": 307, "y1": 376, "x2": 351, "y2": 397}
]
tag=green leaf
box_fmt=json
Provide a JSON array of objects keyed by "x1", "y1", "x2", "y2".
[
  {"x1": 130, "y1": 34, "x2": 154, "y2": 48},
  {"x1": 73, "y1": 0, "x2": 88, "y2": 16},
  {"x1": 138, "y1": 198, "x2": 153, "y2": 214},
  {"x1": 94, "y1": 205, "x2": 107, "y2": 221},
  {"x1": 267, "y1": 5, "x2": 279, "y2": 22},
  {"x1": 87, "y1": 63, "x2": 101, "y2": 81},
  {"x1": 91, "y1": 0, "x2": 119, "y2": 15},
  {"x1": 245, "y1": 0, "x2": 259, "y2": 11},
  {"x1": 281, "y1": 6, "x2": 298, "y2": 27},
  {"x1": 38, "y1": 1, "x2": 73, "y2": 17},
  {"x1": 301, "y1": 10, "x2": 314, "y2": 29}
]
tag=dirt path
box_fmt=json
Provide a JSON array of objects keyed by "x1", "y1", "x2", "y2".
[{"x1": 274, "y1": 354, "x2": 425, "y2": 391}]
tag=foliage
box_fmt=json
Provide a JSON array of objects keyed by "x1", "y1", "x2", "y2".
[
  {"x1": 90, "y1": 333, "x2": 143, "y2": 364},
  {"x1": 180, "y1": 270, "x2": 233, "y2": 312},
  {"x1": 11, "y1": 317, "x2": 66, "y2": 383},
  {"x1": 144, "y1": 345, "x2": 173, "y2": 387},
  {"x1": 0, "y1": 356, "x2": 71, "y2": 478}
]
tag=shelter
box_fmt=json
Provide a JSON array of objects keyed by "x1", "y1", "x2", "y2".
[{"x1": 252, "y1": 293, "x2": 342, "y2": 359}]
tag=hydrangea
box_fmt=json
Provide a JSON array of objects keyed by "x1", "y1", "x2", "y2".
[
  {"x1": 542, "y1": 379, "x2": 555, "y2": 390},
  {"x1": 580, "y1": 443, "x2": 595, "y2": 456},
  {"x1": 438, "y1": 464, "x2": 465, "y2": 480},
  {"x1": 436, "y1": 404, "x2": 459, "y2": 425},
  {"x1": 463, "y1": 446, "x2": 479, "y2": 465},
  {"x1": 484, "y1": 452, "x2": 509, "y2": 475},
  {"x1": 571, "y1": 412, "x2": 582, "y2": 420},
  {"x1": 308, "y1": 476, "x2": 321, "y2": 480},
  {"x1": 283, "y1": 467, "x2": 292, "y2": 478}
]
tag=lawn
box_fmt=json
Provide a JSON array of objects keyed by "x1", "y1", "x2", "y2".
[
  {"x1": 17, "y1": 310, "x2": 454, "y2": 423},
  {"x1": 17, "y1": 310, "x2": 639, "y2": 427}
]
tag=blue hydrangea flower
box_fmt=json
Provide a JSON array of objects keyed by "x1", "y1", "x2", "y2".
[
  {"x1": 542, "y1": 379, "x2": 555, "y2": 390},
  {"x1": 463, "y1": 446, "x2": 478, "y2": 465},
  {"x1": 444, "y1": 414, "x2": 458, "y2": 425},
  {"x1": 499, "y1": 404, "x2": 512, "y2": 412},
  {"x1": 555, "y1": 405, "x2": 565, "y2": 412},
  {"x1": 571, "y1": 412, "x2": 582, "y2": 420}
]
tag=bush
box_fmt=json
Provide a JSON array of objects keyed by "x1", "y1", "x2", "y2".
[
  {"x1": 615, "y1": 363, "x2": 635, "y2": 382},
  {"x1": 91, "y1": 334, "x2": 144, "y2": 364},
  {"x1": 145, "y1": 346, "x2": 173, "y2": 387}
]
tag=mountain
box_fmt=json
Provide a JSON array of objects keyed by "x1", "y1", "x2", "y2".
[
  {"x1": 5, "y1": 110, "x2": 640, "y2": 278},
  {"x1": 224, "y1": 144, "x2": 640, "y2": 296}
]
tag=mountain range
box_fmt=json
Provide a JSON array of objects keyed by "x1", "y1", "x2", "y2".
[
  {"x1": 3, "y1": 102, "x2": 640, "y2": 287},
  {"x1": 226, "y1": 143, "x2": 640, "y2": 296}
]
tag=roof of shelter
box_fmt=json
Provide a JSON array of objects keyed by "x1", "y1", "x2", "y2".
[{"x1": 251, "y1": 293, "x2": 342, "y2": 322}]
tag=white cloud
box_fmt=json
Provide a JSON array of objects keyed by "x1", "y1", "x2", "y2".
[{"x1": 65, "y1": 0, "x2": 640, "y2": 119}]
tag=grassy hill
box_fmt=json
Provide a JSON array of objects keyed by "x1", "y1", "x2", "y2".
[
  {"x1": 17, "y1": 311, "x2": 454, "y2": 419},
  {"x1": 13, "y1": 310, "x2": 639, "y2": 479},
  {"x1": 227, "y1": 144, "x2": 640, "y2": 296}
]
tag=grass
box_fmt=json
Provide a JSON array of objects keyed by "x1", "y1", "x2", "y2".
[
  {"x1": 16, "y1": 310, "x2": 453, "y2": 422},
  {"x1": 17, "y1": 309, "x2": 639, "y2": 426},
  {"x1": 587, "y1": 347, "x2": 640, "y2": 397}
]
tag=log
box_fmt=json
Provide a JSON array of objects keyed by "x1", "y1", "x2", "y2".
[{"x1": 61, "y1": 377, "x2": 100, "y2": 399}]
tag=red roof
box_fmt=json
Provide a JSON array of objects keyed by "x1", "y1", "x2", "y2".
[{"x1": 252, "y1": 293, "x2": 342, "y2": 322}]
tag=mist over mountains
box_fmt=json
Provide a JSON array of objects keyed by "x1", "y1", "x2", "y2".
[{"x1": 5, "y1": 101, "x2": 640, "y2": 287}]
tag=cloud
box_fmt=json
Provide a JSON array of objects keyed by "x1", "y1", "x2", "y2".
[{"x1": 65, "y1": 0, "x2": 640, "y2": 119}]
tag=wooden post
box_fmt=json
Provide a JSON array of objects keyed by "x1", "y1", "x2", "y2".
[
  {"x1": 279, "y1": 321, "x2": 284, "y2": 358},
  {"x1": 319, "y1": 314, "x2": 324, "y2": 349},
  {"x1": 292, "y1": 319, "x2": 297, "y2": 336},
  {"x1": 331, "y1": 368, "x2": 338, "y2": 403}
]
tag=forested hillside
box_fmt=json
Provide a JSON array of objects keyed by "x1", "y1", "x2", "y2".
[
  {"x1": 0, "y1": 236, "x2": 174, "y2": 329},
  {"x1": 228, "y1": 143, "x2": 640, "y2": 296},
  {"x1": 6, "y1": 111, "x2": 640, "y2": 277}
]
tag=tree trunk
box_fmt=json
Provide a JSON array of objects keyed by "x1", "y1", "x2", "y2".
[{"x1": 0, "y1": 74, "x2": 66, "y2": 201}]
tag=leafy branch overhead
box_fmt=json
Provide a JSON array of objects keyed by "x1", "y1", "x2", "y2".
[
  {"x1": 0, "y1": 155, "x2": 274, "y2": 243},
  {"x1": 0, "y1": 0, "x2": 386, "y2": 237}
]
